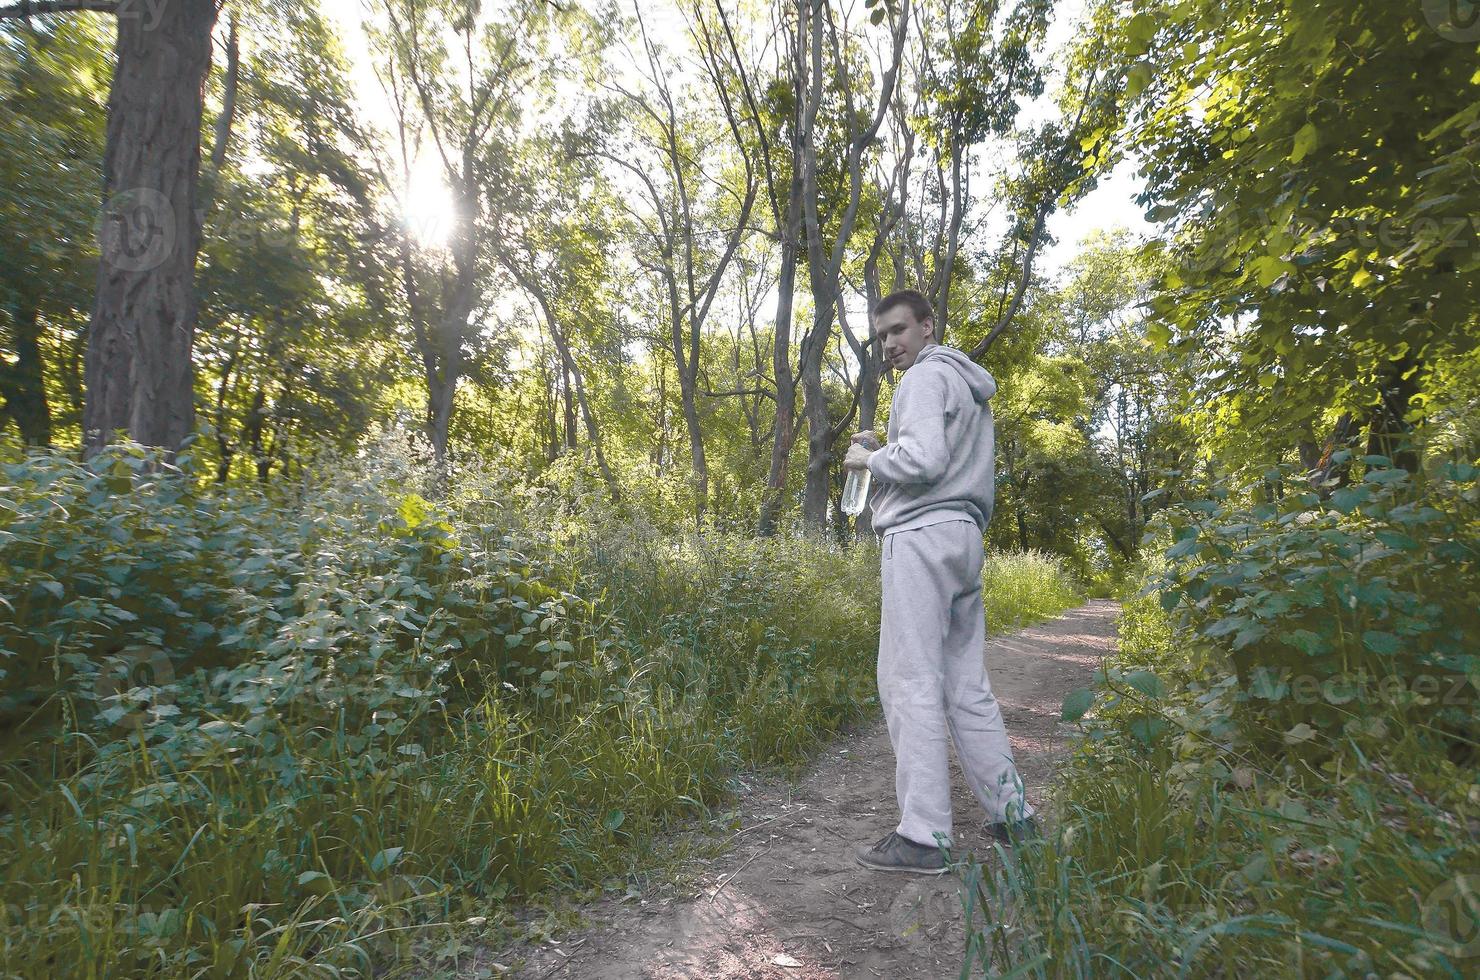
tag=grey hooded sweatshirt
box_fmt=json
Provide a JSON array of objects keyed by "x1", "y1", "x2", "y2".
[{"x1": 865, "y1": 343, "x2": 998, "y2": 536}]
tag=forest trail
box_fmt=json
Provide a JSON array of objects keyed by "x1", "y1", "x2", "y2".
[{"x1": 489, "y1": 600, "x2": 1120, "y2": 980}]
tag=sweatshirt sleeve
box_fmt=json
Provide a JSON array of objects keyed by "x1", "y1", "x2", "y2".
[{"x1": 867, "y1": 367, "x2": 949, "y2": 484}]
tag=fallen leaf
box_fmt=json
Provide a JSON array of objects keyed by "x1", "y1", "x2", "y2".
[{"x1": 772, "y1": 953, "x2": 803, "y2": 968}]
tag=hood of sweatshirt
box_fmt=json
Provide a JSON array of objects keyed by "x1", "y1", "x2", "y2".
[{"x1": 913, "y1": 344, "x2": 997, "y2": 404}]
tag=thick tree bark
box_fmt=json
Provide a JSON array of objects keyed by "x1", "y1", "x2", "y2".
[
  {"x1": 427, "y1": 373, "x2": 456, "y2": 465},
  {"x1": 82, "y1": 0, "x2": 219, "y2": 458},
  {"x1": 1, "y1": 299, "x2": 52, "y2": 445}
]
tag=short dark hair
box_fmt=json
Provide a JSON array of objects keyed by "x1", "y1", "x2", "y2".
[{"x1": 873, "y1": 289, "x2": 934, "y2": 324}]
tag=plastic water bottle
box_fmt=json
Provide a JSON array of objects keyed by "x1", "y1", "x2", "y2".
[{"x1": 841, "y1": 467, "x2": 871, "y2": 516}]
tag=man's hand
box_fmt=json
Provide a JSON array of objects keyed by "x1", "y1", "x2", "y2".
[
  {"x1": 851, "y1": 430, "x2": 881, "y2": 451},
  {"x1": 843, "y1": 442, "x2": 874, "y2": 472}
]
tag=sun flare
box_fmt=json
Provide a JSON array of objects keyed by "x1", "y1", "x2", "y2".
[{"x1": 403, "y1": 156, "x2": 458, "y2": 249}]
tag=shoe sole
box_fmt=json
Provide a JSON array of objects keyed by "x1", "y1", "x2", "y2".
[{"x1": 853, "y1": 853, "x2": 950, "y2": 875}]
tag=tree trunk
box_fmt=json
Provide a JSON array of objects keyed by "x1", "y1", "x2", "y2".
[
  {"x1": 427, "y1": 373, "x2": 455, "y2": 466},
  {"x1": 799, "y1": 280, "x2": 841, "y2": 529},
  {"x1": 757, "y1": 228, "x2": 802, "y2": 537},
  {"x1": 1, "y1": 299, "x2": 52, "y2": 446},
  {"x1": 561, "y1": 359, "x2": 577, "y2": 451},
  {"x1": 83, "y1": 0, "x2": 219, "y2": 458},
  {"x1": 679, "y1": 376, "x2": 708, "y2": 524},
  {"x1": 1365, "y1": 354, "x2": 1422, "y2": 474},
  {"x1": 800, "y1": 347, "x2": 833, "y2": 528}
]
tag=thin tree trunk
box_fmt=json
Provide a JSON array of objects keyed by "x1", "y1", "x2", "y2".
[
  {"x1": 796, "y1": 0, "x2": 909, "y2": 530},
  {"x1": 83, "y1": 0, "x2": 218, "y2": 458},
  {"x1": 799, "y1": 299, "x2": 836, "y2": 528},
  {"x1": 1365, "y1": 354, "x2": 1422, "y2": 474},
  {"x1": 1, "y1": 299, "x2": 52, "y2": 446},
  {"x1": 757, "y1": 229, "x2": 801, "y2": 536},
  {"x1": 560, "y1": 360, "x2": 576, "y2": 451},
  {"x1": 679, "y1": 375, "x2": 708, "y2": 523}
]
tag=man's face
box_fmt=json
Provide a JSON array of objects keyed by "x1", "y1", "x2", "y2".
[{"x1": 873, "y1": 304, "x2": 935, "y2": 371}]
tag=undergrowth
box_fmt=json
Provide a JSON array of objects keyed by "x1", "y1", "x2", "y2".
[
  {"x1": 959, "y1": 454, "x2": 1480, "y2": 978},
  {"x1": 0, "y1": 435, "x2": 1081, "y2": 977}
]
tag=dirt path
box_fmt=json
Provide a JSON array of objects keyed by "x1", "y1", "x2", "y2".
[{"x1": 487, "y1": 600, "x2": 1119, "y2": 980}]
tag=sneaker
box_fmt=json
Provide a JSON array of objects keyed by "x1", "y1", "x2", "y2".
[
  {"x1": 854, "y1": 831, "x2": 951, "y2": 875},
  {"x1": 984, "y1": 816, "x2": 1041, "y2": 845}
]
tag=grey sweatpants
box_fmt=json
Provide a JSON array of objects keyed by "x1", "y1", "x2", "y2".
[{"x1": 879, "y1": 519, "x2": 1032, "y2": 848}]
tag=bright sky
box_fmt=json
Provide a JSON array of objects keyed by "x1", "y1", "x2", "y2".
[{"x1": 320, "y1": 0, "x2": 1151, "y2": 279}]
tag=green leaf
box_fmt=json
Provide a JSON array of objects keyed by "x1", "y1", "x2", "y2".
[
  {"x1": 1233, "y1": 624, "x2": 1269, "y2": 649},
  {"x1": 1283, "y1": 629, "x2": 1327, "y2": 656},
  {"x1": 1126, "y1": 12, "x2": 1158, "y2": 48},
  {"x1": 370, "y1": 847, "x2": 404, "y2": 873},
  {"x1": 1166, "y1": 535, "x2": 1202, "y2": 559},
  {"x1": 1283, "y1": 722, "x2": 1316, "y2": 744},
  {"x1": 297, "y1": 871, "x2": 334, "y2": 895},
  {"x1": 1125, "y1": 62, "x2": 1154, "y2": 100},
  {"x1": 1329, "y1": 486, "x2": 1369, "y2": 514},
  {"x1": 603, "y1": 809, "x2": 626, "y2": 832},
  {"x1": 1060, "y1": 688, "x2": 1094, "y2": 722},
  {"x1": 1204, "y1": 615, "x2": 1247, "y2": 638},
  {"x1": 1128, "y1": 717, "x2": 1168, "y2": 745},
  {"x1": 1241, "y1": 854, "x2": 1269, "y2": 884},
  {"x1": 1362, "y1": 631, "x2": 1401, "y2": 655},
  {"x1": 1251, "y1": 255, "x2": 1294, "y2": 287},
  {"x1": 1290, "y1": 122, "x2": 1319, "y2": 163},
  {"x1": 1124, "y1": 670, "x2": 1166, "y2": 699}
]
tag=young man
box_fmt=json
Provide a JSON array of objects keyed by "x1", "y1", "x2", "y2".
[{"x1": 844, "y1": 289, "x2": 1036, "y2": 875}]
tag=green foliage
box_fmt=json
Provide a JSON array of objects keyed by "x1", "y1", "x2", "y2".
[
  {"x1": 960, "y1": 724, "x2": 1478, "y2": 977},
  {"x1": 0, "y1": 434, "x2": 1082, "y2": 976},
  {"x1": 1148, "y1": 458, "x2": 1479, "y2": 754},
  {"x1": 1101, "y1": 0, "x2": 1480, "y2": 464},
  {"x1": 981, "y1": 550, "x2": 1084, "y2": 633},
  {"x1": 965, "y1": 459, "x2": 1479, "y2": 976}
]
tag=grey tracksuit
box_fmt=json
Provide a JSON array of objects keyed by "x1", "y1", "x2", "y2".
[{"x1": 865, "y1": 344, "x2": 1032, "y2": 847}]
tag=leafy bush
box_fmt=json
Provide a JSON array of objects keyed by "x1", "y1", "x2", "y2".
[
  {"x1": 968, "y1": 456, "x2": 1480, "y2": 977},
  {"x1": 0, "y1": 436, "x2": 1082, "y2": 976},
  {"x1": 1147, "y1": 455, "x2": 1479, "y2": 756}
]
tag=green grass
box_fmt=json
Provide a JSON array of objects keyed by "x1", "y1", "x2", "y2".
[
  {"x1": 982, "y1": 550, "x2": 1085, "y2": 633},
  {"x1": 0, "y1": 445, "x2": 1084, "y2": 978},
  {"x1": 957, "y1": 590, "x2": 1479, "y2": 979}
]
